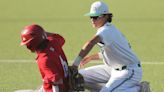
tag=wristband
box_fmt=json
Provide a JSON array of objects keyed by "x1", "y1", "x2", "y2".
[{"x1": 73, "y1": 56, "x2": 83, "y2": 66}]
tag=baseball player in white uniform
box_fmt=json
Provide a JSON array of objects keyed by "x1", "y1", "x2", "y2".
[{"x1": 72, "y1": 1, "x2": 151, "y2": 92}]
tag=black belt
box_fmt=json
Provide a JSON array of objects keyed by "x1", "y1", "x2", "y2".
[{"x1": 115, "y1": 64, "x2": 141, "y2": 71}]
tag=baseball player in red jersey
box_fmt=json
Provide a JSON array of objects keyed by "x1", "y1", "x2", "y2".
[{"x1": 20, "y1": 24, "x2": 69, "y2": 92}]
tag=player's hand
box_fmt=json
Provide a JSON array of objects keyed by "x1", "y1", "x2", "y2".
[
  {"x1": 71, "y1": 64, "x2": 78, "y2": 69},
  {"x1": 79, "y1": 56, "x2": 91, "y2": 68},
  {"x1": 69, "y1": 65, "x2": 78, "y2": 76}
]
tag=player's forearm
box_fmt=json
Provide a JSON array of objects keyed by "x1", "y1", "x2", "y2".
[
  {"x1": 86, "y1": 53, "x2": 100, "y2": 61},
  {"x1": 73, "y1": 35, "x2": 100, "y2": 67},
  {"x1": 80, "y1": 41, "x2": 95, "y2": 58},
  {"x1": 73, "y1": 41, "x2": 95, "y2": 66}
]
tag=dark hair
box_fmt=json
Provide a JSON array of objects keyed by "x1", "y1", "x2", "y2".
[{"x1": 104, "y1": 13, "x2": 113, "y2": 23}]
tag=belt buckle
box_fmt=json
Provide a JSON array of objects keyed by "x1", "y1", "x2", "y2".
[
  {"x1": 122, "y1": 66, "x2": 127, "y2": 70},
  {"x1": 115, "y1": 66, "x2": 127, "y2": 71}
]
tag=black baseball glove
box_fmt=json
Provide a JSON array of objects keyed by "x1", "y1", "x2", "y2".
[{"x1": 68, "y1": 66, "x2": 85, "y2": 92}]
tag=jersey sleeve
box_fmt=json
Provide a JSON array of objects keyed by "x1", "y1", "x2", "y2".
[
  {"x1": 96, "y1": 28, "x2": 113, "y2": 46},
  {"x1": 48, "y1": 34, "x2": 65, "y2": 47}
]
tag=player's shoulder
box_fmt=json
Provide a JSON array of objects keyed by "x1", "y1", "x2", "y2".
[
  {"x1": 48, "y1": 33, "x2": 64, "y2": 41},
  {"x1": 96, "y1": 26, "x2": 109, "y2": 36}
]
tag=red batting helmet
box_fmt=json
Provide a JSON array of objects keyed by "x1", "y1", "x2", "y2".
[{"x1": 20, "y1": 24, "x2": 47, "y2": 51}]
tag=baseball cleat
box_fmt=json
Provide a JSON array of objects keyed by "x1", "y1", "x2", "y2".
[{"x1": 140, "y1": 81, "x2": 151, "y2": 92}]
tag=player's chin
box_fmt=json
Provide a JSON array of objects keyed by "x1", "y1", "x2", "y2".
[
  {"x1": 27, "y1": 48, "x2": 35, "y2": 53},
  {"x1": 26, "y1": 46, "x2": 35, "y2": 53},
  {"x1": 27, "y1": 49, "x2": 35, "y2": 53},
  {"x1": 92, "y1": 24, "x2": 97, "y2": 28},
  {"x1": 91, "y1": 24, "x2": 99, "y2": 29},
  {"x1": 30, "y1": 50, "x2": 35, "y2": 53}
]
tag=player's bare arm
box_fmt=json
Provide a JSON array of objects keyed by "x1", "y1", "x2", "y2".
[
  {"x1": 73, "y1": 35, "x2": 101, "y2": 67},
  {"x1": 80, "y1": 36, "x2": 100, "y2": 57},
  {"x1": 80, "y1": 53, "x2": 100, "y2": 67}
]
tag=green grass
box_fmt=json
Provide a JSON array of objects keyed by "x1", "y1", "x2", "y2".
[
  {"x1": 0, "y1": 61, "x2": 164, "y2": 92},
  {"x1": 142, "y1": 64, "x2": 164, "y2": 92},
  {"x1": 0, "y1": 61, "x2": 41, "y2": 91},
  {"x1": 0, "y1": 0, "x2": 164, "y2": 91}
]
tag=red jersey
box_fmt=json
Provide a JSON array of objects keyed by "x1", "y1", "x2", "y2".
[{"x1": 36, "y1": 34, "x2": 69, "y2": 92}]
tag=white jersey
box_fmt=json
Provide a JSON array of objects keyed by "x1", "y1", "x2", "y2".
[{"x1": 96, "y1": 22, "x2": 140, "y2": 68}]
